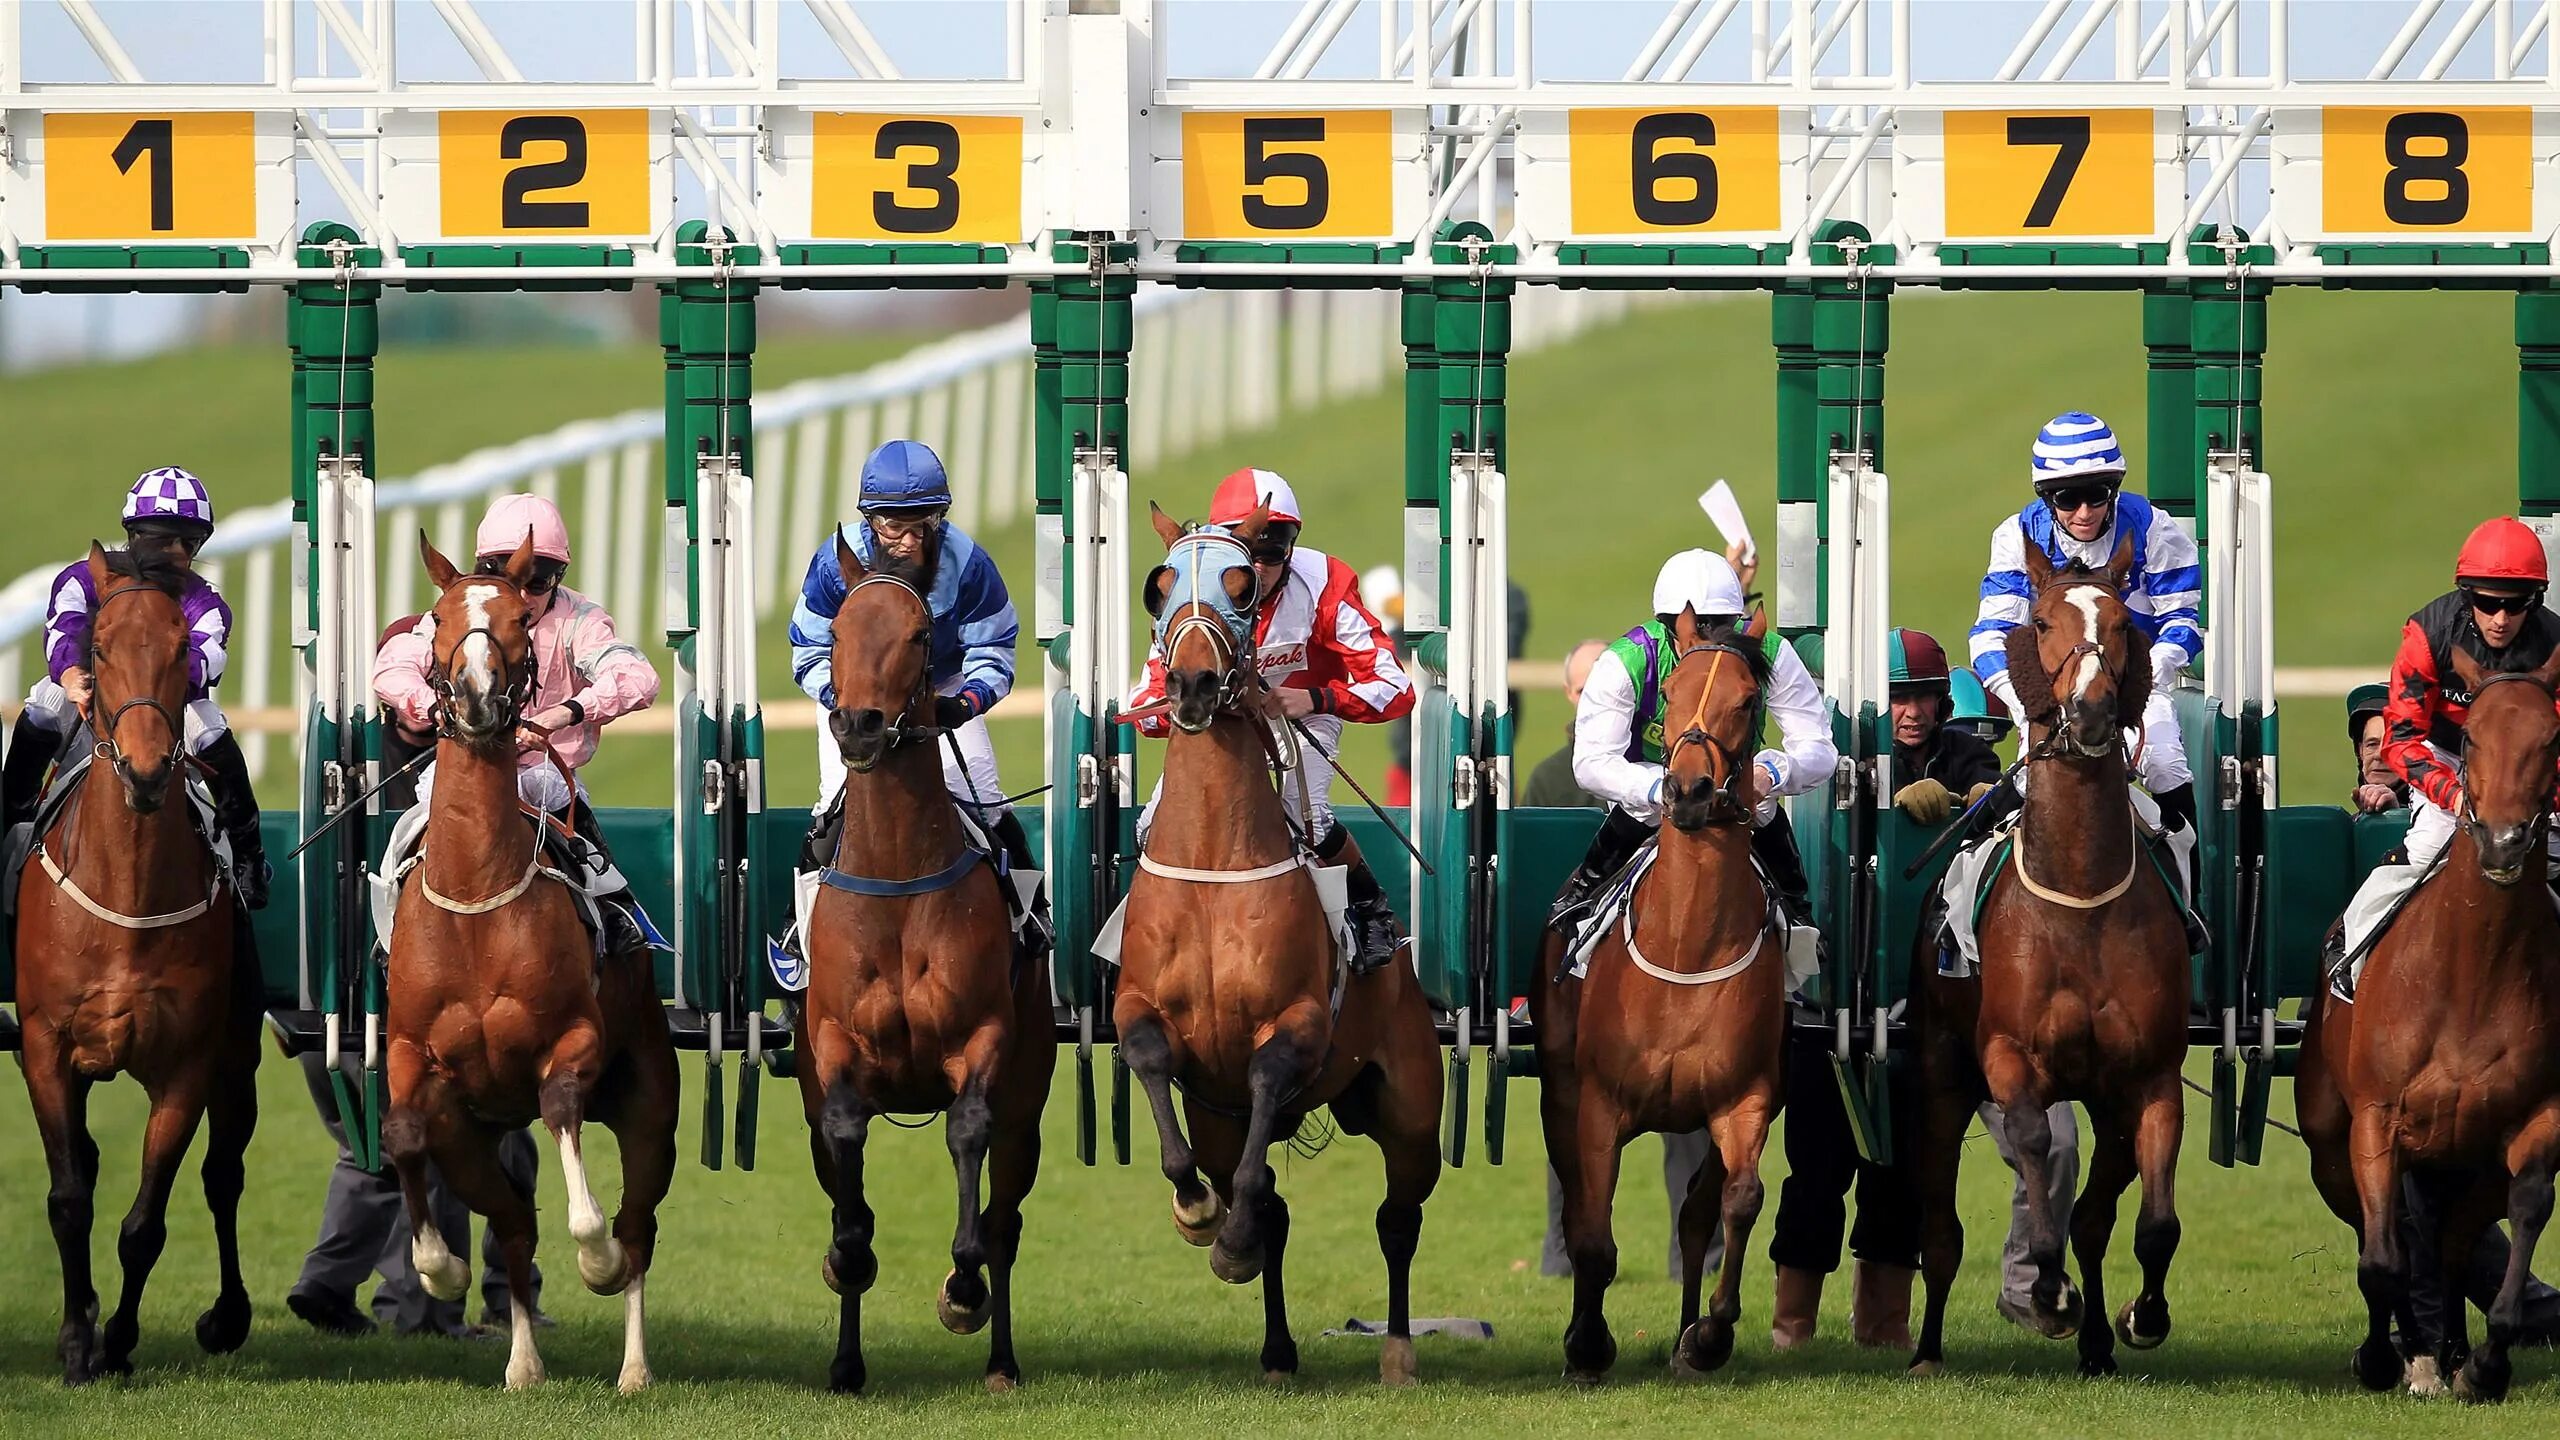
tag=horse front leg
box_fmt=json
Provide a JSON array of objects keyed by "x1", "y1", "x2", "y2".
[
  {"x1": 1562, "y1": 1084, "x2": 1627, "y2": 1384},
  {"x1": 2349, "y1": 1106, "x2": 2412, "y2": 1391},
  {"x1": 2460, "y1": 1108, "x2": 2560, "y2": 1403},
  {"x1": 1210, "y1": 1027, "x2": 1318, "y2": 1290},
  {"x1": 383, "y1": 1047, "x2": 469, "y2": 1304},
  {"x1": 1982, "y1": 1054, "x2": 2077, "y2": 1338},
  {"x1": 539, "y1": 1028, "x2": 626, "y2": 1296},
  {"x1": 817, "y1": 1075, "x2": 875, "y2": 1394},
  {"x1": 1908, "y1": 1043, "x2": 1974, "y2": 1376},
  {"x1": 99, "y1": 1072, "x2": 212, "y2": 1376},
  {"x1": 193, "y1": 994, "x2": 259, "y2": 1356},
  {"x1": 23, "y1": 1036, "x2": 104, "y2": 1385},
  {"x1": 1684, "y1": 1093, "x2": 1774, "y2": 1377},
  {"x1": 1120, "y1": 1013, "x2": 1222, "y2": 1244},
  {"x1": 2069, "y1": 1102, "x2": 2139, "y2": 1378},
  {"x1": 2114, "y1": 1075, "x2": 2183, "y2": 1356},
  {"x1": 939, "y1": 1071, "x2": 998, "y2": 1337}
]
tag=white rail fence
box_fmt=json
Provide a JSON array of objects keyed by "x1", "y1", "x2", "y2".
[{"x1": 0, "y1": 284, "x2": 1652, "y2": 777}]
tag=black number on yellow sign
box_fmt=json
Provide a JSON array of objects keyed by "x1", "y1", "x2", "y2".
[
  {"x1": 872, "y1": 120, "x2": 963, "y2": 234},
  {"x1": 498, "y1": 115, "x2": 590, "y2": 229},
  {"x1": 2006, "y1": 115, "x2": 2090, "y2": 229},
  {"x1": 109, "y1": 118, "x2": 176, "y2": 232},
  {"x1": 1242, "y1": 117, "x2": 1329, "y2": 230},
  {"x1": 2383, "y1": 111, "x2": 2470, "y2": 226},
  {"x1": 1630, "y1": 112, "x2": 1718, "y2": 226}
]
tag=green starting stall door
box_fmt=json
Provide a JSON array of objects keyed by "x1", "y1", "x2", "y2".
[{"x1": 1815, "y1": 458, "x2": 1900, "y2": 1161}]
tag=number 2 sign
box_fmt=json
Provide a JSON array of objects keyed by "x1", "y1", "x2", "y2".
[{"x1": 377, "y1": 110, "x2": 670, "y2": 245}]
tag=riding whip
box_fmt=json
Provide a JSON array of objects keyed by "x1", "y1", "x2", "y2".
[
  {"x1": 1900, "y1": 753, "x2": 2029, "y2": 880},
  {"x1": 285, "y1": 747, "x2": 435, "y2": 860},
  {"x1": 1284, "y1": 715, "x2": 1433, "y2": 876}
]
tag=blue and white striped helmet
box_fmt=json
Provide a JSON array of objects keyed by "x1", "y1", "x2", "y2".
[
  {"x1": 2030, "y1": 412, "x2": 2126, "y2": 491},
  {"x1": 123, "y1": 466, "x2": 216, "y2": 530}
]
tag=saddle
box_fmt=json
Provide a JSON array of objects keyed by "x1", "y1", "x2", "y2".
[
  {"x1": 1561, "y1": 836, "x2": 1818, "y2": 992},
  {"x1": 2, "y1": 752, "x2": 234, "y2": 925}
]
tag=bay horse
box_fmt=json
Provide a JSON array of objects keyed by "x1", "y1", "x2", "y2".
[
  {"x1": 17, "y1": 542, "x2": 257, "y2": 1384},
  {"x1": 1532, "y1": 605, "x2": 1787, "y2": 1383},
  {"x1": 1115, "y1": 503, "x2": 1444, "y2": 1385},
  {"x1": 2298, "y1": 642, "x2": 2560, "y2": 1402},
  {"x1": 1906, "y1": 537, "x2": 2189, "y2": 1378},
  {"x1": 795, "y1": 530, "x2": 1053, "y2": 1395},
  {"x1": 383, "y1": 533, "x2": 678, "y2": 1392}
]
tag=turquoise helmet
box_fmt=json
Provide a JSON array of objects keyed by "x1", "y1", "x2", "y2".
[{"x1": 1949, "y1": 665, "x2": 2012, "y2": 742}]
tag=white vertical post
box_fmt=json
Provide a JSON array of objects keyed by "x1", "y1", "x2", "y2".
[
  {"x1": 782, "y1": 411, "x2": 830, "y2": 613},
  {"x1": 616, "y1": 441, "x2": 651, "y2": 633},
  {"x1": 752, "y1": 423, "x2": 790, "y2": 618},
  {"x1": 579, "y1": 453, "x2": 618, "y2": 624},
  {"x1": 950, "y1": 361, "x2": 991, "y2": 530},
  {"x1": 986, "y1": 357, "x2": 1029, "y2": 525}
]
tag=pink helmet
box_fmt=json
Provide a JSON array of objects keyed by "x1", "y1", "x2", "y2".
[{"x1": 475, "y1": 493, "x2": 572, "y2": 564}]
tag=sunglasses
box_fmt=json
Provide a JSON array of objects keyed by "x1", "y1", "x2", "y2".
[
  {"x1": 2044, "y1": 484, "x2": 2118, "y2": 515},
  {"x1": 475, "y1": 557, "x2": 566, "y2": 594},
  {"x1": 2465, "y1": 588, "x2": 2543, "y2": 616},
  {"x1": 1247, "y1": 543, "x2": 1293, "y2": 566}
]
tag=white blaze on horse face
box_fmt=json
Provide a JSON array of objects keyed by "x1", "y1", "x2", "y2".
[
  {"x1": 460, "y1": 583, "x2": 504, "y2": 695},
  {"x1": 2063, "y1": 586, "x2": 2107, "y2": 700}
]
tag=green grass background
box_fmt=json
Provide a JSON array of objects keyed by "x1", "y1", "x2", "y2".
[{"x1": 0, "y1": 286, "x2": 2546, "y2": 1431}]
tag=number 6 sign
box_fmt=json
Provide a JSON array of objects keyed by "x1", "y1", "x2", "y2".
[{"x1": 1512, "y1": 109, "x2": 1801, "y2": 242}]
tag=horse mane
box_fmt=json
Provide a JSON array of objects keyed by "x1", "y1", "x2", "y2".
[
  {"x1": 99, "y1": 548, "x2": 188, "y2": 597},
  {"x1": 869, "y1": 535, "x2": 936, "y2": 595},
  {"x1": 1666, "y1": 616, "x2": 1772, "y2": 687}
]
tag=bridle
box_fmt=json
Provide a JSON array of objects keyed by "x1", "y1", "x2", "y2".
[
  {"x1": 2008, "y1": 601, "x2": 2126, "y2": 763},
  {"x1": 425, "y1": 576, "x2": 538, "y2": 741},
  {"x1": 1151, "y1": 530, "x2": 1263, "y2": 723},
  {"x1": 2456, "y1": 668, "x2": 2560, "y2": 872},
  {"x1": 829, "y1": 574, "x2": 949, "y2": 761},
  {"x1": 84, "y1": 578, "x2": 189, "y2": 781},
  {"x1": 1662, "y1": 636, "x2": 1764, "y2": 828}
]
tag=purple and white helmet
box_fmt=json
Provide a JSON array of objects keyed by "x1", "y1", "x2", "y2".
[{"x1": 122, "y1": 466, "x2": 216, "y2": 531}]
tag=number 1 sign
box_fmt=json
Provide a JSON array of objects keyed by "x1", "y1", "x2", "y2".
[{"x1": 2, "y1": 110, "x2": 295, "y2": 247}]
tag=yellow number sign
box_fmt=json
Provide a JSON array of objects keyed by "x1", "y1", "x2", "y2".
[
  {"x1": 1181, "y1": 112, "x2": 1392, "y2": 239},
  {"x1": 439, "y1": 110, "x2": 653, "y2": 238},
  {"x1": 811, "y1": 114, "x2": 1023, "y2": 242},
  {"x1": 1942, "y1": 110, "x2": 2155, "y2": 237},
  {"x1": 1567, "y1": 108, "x2": 1780, "y2": 234},
  {"x1": 2321, "y1": 107, "x2": 2530, "y2": 234},
  {"x1": 43, "y1": 113, "x2": 256, "y2": 241}
]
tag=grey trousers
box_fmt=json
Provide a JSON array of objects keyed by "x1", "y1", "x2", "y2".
[
  {"x1": 2401, "y1": 1172, "x2": 2560, "y2": 1350},
  {"x1": 1543, "y1": 1129, "x2": 1722, "y2": 1280},
  {"x1": 292, "y1": 1052, "x2": 545, "y2": 1331},
  {"x1": 1979, "y1": 1100, "x2": 2079, "y2": 1309}
]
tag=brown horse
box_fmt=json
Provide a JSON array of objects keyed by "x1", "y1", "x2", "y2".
[
  {"x1": 383, "y1": 534, "x2": 678, "y2": 1392},
  {"x1": 1115, "y1": 503, "x2": 1443, "y2": 1384},
  {"x1": 17, "y1": 543, "x2": 258, "y2": 1385},
  {"x1": 2299, "y1": 643, "x2": 2560, "y2": 1402},
  {"x1": 795, "y1": 532, "x2": 1053, "y2": 1395},
  {"x1": 1907, "y1": 538, "x2": 2189, "y2": 1378},
  {"x1": 1533, "y1": 605, "x2": 1787, "y2": 1382}
]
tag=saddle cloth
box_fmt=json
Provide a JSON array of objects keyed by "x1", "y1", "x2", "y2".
[
  {"x1": 371, "y1": 803, "x2": 665, "y2": 962},
  {"x1": 769, "y1": 808, "x2": 1046, "y2": 995},
  {"x1": 1564, "y1": 837, "x2": 1819, "y2": 992},
  {"x1": 1934, "y1": 787, "x2": 2199, "y2": 980}
]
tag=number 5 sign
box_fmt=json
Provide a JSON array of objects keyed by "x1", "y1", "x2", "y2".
[
  {"x1": 381, "y1": 110, "x2": 673, "y2": 245},
  {"x1": 1164, "y1": 110, "x2": 1422, "y2": 242},
  {"x1": 2273, "y1": 107, "x2": 2554, "y2": 241},
  {"x1": 1, "y1": 111, "x2": 295, "y2": 246}
]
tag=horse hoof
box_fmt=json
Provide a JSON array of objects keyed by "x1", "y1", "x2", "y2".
[
  {"x1": 2454, "y1": 1355, "x2": 2507, "y2": 1403},
  {"x1": 985, "y1": 1370, "x2": 1019, "y2": 1395},
  {"x1": 1210, "y1": 1241, "x2": 1263, "y2": 1286},
  {"x1": 939, "y1": 1270, "x2": 993, "y2": 1336},
  {"x1": 1676, "y1": 1317, "x2": 1736, "y2": 1376},
  {"x1": 617, "y1": 1364, "x2": 654, "y2": 1396},
  {"x1": 1380, "y1": 1335, "x2": 1418, "y2": 1387},
  {"x1": 195, "y1": 1293, "x2": 252, "y2": 1355},
  {"x1": 1564, "y1": 1366, "x2": 1608, "y2": 1387},
  {"x1": 420, "y1": 1253, "x2": 470, "y2": 1303},
  {"x1": 822, "y1": 1254, "x2": 840, "y2": 1296},
  {"x1": 830, "y1": 1360, "x2": 868, "y2": 1395},
  {"x1": 823, "y1": 1248, "x2": 876, "y2": 1297},
  {"x1": 1263, "y1": 1367, "x2": 1298, "y2": 1387},
  {"x1": 2114, "y1": 1298, "x2": 2168, "y2": 1351},
  {"x1": 2409, "y1": 1354, "x2": 2448, "y2": 1397},
  {"x1": 580, "y1": 1240, "x2": 632, "y2": 1296},
  {"x1": 1906, "y1": 1357, "x2": 1944, "y2": 1379},
  {"x1": 1172, "y1": 1190, "x2": 1225, "y2": 1247},
  {"x1": 2351, "y1": 1340, "x2": 2403, "y2": 1392},
  {"x1": 504, "y1": 1356, "x2": 545, "y2": 1391}
]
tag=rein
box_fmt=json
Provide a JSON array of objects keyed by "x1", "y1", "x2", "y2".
[{"x1": 820, "y1": 574, "x2": 986, "y2": 897}]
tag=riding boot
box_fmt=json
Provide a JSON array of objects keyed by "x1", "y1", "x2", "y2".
[
  {"x1": 2, "y1": 712, "x2": 66, "y2": 832},
  {"x1": 1312, "y1": 821, "x2": 1408, "y2": 974},
  {"x1": 2147, "y1": 783, "x2": 2210, "y2": 955},
  {"x1": 198, "y1": 731, "x2": 271, "y2": 911},
  {"x1": 1849, "y1": 1260, "x2": 1916, "y2": 1350},
  {"x1": 987, "y1": 809, "x2": 1053, "y2": 962},
  {"x1": 1750, "y1": 807, "x2": 1815, "y2": 926},
  {"x1": 567, "y1": 800, "x2": 647, "y2": 956},
  {"x1": 1549, "y1": 806, "x2": 1654, "y2": 936},
  {"x1": 782, "y1": 794, "x2": 849, "y2": 964}
]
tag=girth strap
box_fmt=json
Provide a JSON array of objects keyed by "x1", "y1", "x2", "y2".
[
  {"x1": 820, "y1": 846, "x2": 984, "y2": 898},
  {"x1": 35, "y1": 844, "x2": 220, "y2": 930},
  {"x1": 1137, "y1": 851, "x2": 1307, "y2": 885}
]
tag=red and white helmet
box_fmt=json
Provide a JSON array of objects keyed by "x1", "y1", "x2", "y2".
[
  {"x1": 1208, "y1": 467, "x2": 1302, "y2": 527},
  {"x1": 2455, "y1": 515, "x2": 2548, "y2": 588},
  {"x1": 476, "y1": 492, "x2": 573, "y2": 564}
]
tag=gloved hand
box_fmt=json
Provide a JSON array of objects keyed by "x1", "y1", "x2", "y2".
[
  {"x1": 1964, "y1": 781, "x2": 1999, "y2": 807},
  {"x1": 933, "y1": 695, "x2": 976, "y2": 730},
  {"x1": 1893, "y1": 777, "x2": 1955, "y2": 824}
]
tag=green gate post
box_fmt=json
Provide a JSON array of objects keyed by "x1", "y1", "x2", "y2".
[
  {"x1": 289, "y1": 220, "x2": 385, "y2": 1167},
  {"x1": 2178, "y1": 225, "x2": 2271, "y2": 1166},
  {"x1": 1032, "y1": 235, "x2": 1134, "y2": 1166},
  {"x1": 2143, "y1": 288, "x2": 2196, "y2": 518},
  {"x1": 664, "y1": 221, "x2": 760, "y2": 1169},
  {"x1": 2518, "y1": 288, "x2": 2560, "y2": 527}
]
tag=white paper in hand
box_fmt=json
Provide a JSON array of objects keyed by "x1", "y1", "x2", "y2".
[{"x1": 1697, "y1": 480, "x2": 1755, "y2": 567}]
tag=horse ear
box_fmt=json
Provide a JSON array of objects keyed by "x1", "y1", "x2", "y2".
[
  {"x1": 2538, "y1": 642, "x2": 2560, "y2": 693},
  {"x1": 2450, "y1": 644, "x2": 2487, "y2": 694},
  {"x1": 2021, "y1": 541, "x2": 2055, "y2": 593},
  {"x1": 2105, "y1": 533, "x2": 2138, "y2": 591},
  {"x1": 503, "y1": 528, "x2": 538, "y2": 590},
  {"x1": 834, "y1": 525, "x2": 865, "y2": 583},
  {"x1": 1673, "y1": 603, "x2": 1705, "y2": 647},
  {"x1": 420, "y1": 530, "x2": 459, "y2": 590},
  {"x1": 86, "y1": 540, "x2": 111, "y2": 592},
  {"x1": 1149, "y1": 502, "x2": 1185, "y2": 549},
  {"x1": 1742, "y1": 604, "x2": 1770, "y2": 641},
  {"x1": 1230, "y1": 502, "x2": 1271, "y2": 544}
]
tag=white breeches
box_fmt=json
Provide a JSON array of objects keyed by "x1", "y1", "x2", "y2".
[
  {"x1": 1138, "y1": 710, "x2": 1341, "y2": 845},
  {"x1": 414, "y1": 759, "x2": 582, "y2": 816},
  {"x1": 23, "y1": 676, "x2": 227, "y2": 756},
  {"x1": 815, "y1": 713, "x2": 1007, "y2": 819}
]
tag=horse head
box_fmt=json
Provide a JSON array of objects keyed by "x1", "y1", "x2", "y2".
[
  {"x1": 2006, "y1": 536, "x2": 2153, "y2": 762},
  {"x1": 1144, "y1": 500, "x2": 1267, "y2": 735},
  {"x1": 2446, "y1": 644, "x2": 2560, "y2": 886},
  {"x1": 1658, "y1": 604, "x2": 1769, "y2": 834},
  {"x1": 825, "y1": 528, "x2": 936, "y2": 774},
  {"x1": 83, "y1": 541, "x2": 193, "y2": 814},
  {"x1": 420, "y1": 530, "x2": 539, "y2": 745}
]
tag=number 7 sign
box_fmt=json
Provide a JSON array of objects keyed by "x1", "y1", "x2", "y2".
[{"x1": 1895, "y1": 109, "x2": 2180, "y2": 243}]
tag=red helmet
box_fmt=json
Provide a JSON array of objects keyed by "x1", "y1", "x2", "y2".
[
  {"x1": 1208, "y1": 467, "x2": 1302, "y2": 527},
  {"x1": 2455, "y1": 516, "x2": 2548, "y2": 587}
]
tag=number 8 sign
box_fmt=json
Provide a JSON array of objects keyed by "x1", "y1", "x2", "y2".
[{"x1": 2273, "y1": 107, "x2": 2554, "y2": 242}]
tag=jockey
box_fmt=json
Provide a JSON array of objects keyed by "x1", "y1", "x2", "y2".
[
  {"x1": 0, "y1": 467, "x2": 271, "y2": 909},
  {"x1": 1127, "y1": 466, "x2": 1416, "y2": 969},
  {"x1": 1885, "y1": 628, "x2": 2006, "y2": 826},
  {"x1": 1549, "y1": 547, "x2": 1837, "y2": 935},
  {"x1": 373, "y1": 494, "x2": 662, "y2": 914},
  {"x1": 1969, "y1": 411, "x2": 2202, "y2": 841},
  {"x1": 2335, "y1": 516, "x2": 2560, "y2": 963},
  {"x1": 786, "y1": 440, "x2": 1043, "y2": 903}
]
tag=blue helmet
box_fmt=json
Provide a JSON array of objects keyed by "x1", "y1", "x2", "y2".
[
  {"x1": 857, "y1": 440, "x2": 951, "y2": 514},
  {"x1": 2030, "y1": 411, "x2": 2125, "y2": 492}
]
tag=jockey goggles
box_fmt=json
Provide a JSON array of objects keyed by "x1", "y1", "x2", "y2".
[
  {"x1": 866, "y1": 509, "x2": 945, "y2": 542},
  {"x1": 1244, "y1": 521, "x2": 1299, "y2": 566},
  {"x1": 2463, "y1": 586, "x2": 2543, "y2": 616},
  {"x1": 476, "y1": 553, "x2": 568, "y2": 595},
  {"x1": 2042, "y1": 482, "x2": 2118, "y2": 515}
]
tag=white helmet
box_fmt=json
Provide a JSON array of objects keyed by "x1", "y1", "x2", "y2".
[{"x1": 1651, "y1": 548, "x2": 1747, "y2": 619}]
